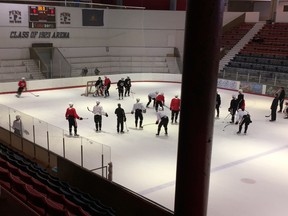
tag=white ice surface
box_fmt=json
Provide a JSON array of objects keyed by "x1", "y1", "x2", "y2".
[{"x1": 1, "y1": 81, "x2": 288, "y2": 216}]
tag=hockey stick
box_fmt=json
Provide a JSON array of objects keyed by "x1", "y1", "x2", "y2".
[
  {"x1": 163, "y1": 104, "x2": 170, "y2": 109},
  {"x1": 124, "y1": 121, "x2": 129, "y2": 132},
  {"x1": 87, "y1": 107, "x2": 92, "y2": 112},
  {"x1": 142, "y1": 123, "x2": 155, "y2": 127},
  {"x1": 129, "y1": 90, "x2": 135, "y2": 99},
  {"x1": 222, "y1": 113, "x2": 231, "y2": 123},
  {"x1": 28, "y1": 91, "x2": 39, "y2": 97},
  {"x1": 265, "y1": 114, "x2": 271, "y2": 117},
  {"x1": 222, "y1": 123, "x2": 233, "y2": 131}
]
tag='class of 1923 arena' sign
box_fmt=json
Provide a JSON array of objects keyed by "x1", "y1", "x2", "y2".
[{"x1": 10, "y1": 31, "x2": 70, "y2": 39}]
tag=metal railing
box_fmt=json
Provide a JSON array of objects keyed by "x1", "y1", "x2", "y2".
[{"x1": 0, "y1": 103, "x2": 111, "y2": 178}]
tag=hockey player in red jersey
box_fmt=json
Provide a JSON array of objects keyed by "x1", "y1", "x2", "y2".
[
  {"x1": 155, "y1": 92, "x2": 165, "y2": 111},
  {"x1": 65, "y1": 102, "x2": 83, "y2": 136},
  {"x1": 16, "y1": 77, "x2": 27, "y2": 97},
  {"x1": 104, "y1": 76, "x2": 111, "y2": 97},
  {"x1": 170, "y1": 95, "x2": 181, "y2": 123}
]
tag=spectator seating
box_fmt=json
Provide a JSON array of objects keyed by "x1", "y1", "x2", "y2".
[
  {"x1": 221, "y1": 22, "x2": 255, "y2": 50},
  {"x1": 68, "y1": 56, "x2": 170, "y2": 76},
  {"x1": 222, "y1": 22, "x2": 288, "y2": 85},
  {"x1": 0, "y1": 143, "x2": 116, "y2": 216}
]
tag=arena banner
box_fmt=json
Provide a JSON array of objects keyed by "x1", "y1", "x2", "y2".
[
  {"x1": 217, "y1": 79, "x2": 239, "y2": 90},
  {"x1": 82, "y1": 9, "x2": 104, "y2": 26},
  {"x1": 240, "y1": 82, "x2": 263, "y2": 94},
  {"x1": 265, "y1": 85, "x2": 285, "y2": 96}
]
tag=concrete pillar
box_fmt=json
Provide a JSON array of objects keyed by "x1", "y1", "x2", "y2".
[{"x1": 174, "y1": 0, "x2": 224, "y2": 215}]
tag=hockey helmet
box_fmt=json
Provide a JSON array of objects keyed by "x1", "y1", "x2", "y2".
[
  {"x1": 21, "y1": 77, "x2": 25, "y2": 80},
  {"x1": 69, "y1": 102, "x2": 73, "y2": 107},
  {"x1": 136, "y1": 98, "x2": 140, "y2": 102},
  {"x1": 16, "y1": 115, "x2": 21, "y2": 120},
  {"x1": 96, "y1": 100, "x2": 100, "y2": 105}
]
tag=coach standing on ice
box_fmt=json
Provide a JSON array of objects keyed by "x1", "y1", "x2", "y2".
[
  {"x1": 270, "y1": 93, "x2": 278, "y2": 122},
  {"x1": 115, "y1": 103, "x2": 126, "y2": 133},
  {"x1": 92, "y1": 100, "x2": 108, "y2": 132}
]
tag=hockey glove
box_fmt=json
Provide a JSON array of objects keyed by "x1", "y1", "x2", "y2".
[
  {"x1": 131, "y1": 111, "x2": 134, "y2": 114},
  {"x1": 79, "y1": 117, "x2": 83, "y2": 120},
  {"x1": 123, "y1": 117, "x2": 126, "y2": 122},
  {"x1": 155, "y1": 121, "x2": 159, "y2": 124},
  {"x1": 143, "y1": 109, "x2": 146, "y2": 113},
  {"x1": 105, "y1": 113, "x2": 108, "y2": 117}
]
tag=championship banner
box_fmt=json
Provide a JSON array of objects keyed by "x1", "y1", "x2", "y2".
[{"x1": 82, "y1": 9, "x2": 104, "y2": 26}]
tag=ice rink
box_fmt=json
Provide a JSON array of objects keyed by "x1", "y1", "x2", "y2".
[{"x1": 1, "y1": 81, "x2": 288, "y2": 216}]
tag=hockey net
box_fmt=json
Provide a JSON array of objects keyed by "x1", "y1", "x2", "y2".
[{"x1": 81, "y1": 81, "x2": 96, "y2": 96}]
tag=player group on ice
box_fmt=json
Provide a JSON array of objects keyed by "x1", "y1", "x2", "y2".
[
  {"x1": 217, "y1": 86, "x2": 287, "y2": 135},
  {"x1": 61, "y1": 76, "x2": 181, "y2": 137}
]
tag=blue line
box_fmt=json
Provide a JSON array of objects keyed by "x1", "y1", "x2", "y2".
[{"x1": 138, "y1": 145, "x2": 288, "y2": 196}]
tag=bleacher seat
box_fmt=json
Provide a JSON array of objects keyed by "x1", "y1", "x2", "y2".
[{"x1": 0, "y1": 142, "x2": 115, "y2": 215}]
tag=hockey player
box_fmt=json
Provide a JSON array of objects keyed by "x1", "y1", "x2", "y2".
[
  {"x1": 16, "y1": 77, "x2": 27, "y2": 97},
  {"x1": 155, "y1": 92, "x2": 165, "y2": 112},
  {"x1": 131, "y1": 98, "x2": 146, "y2": 128},
  {"x1": 277, "y1": 87, "x2": 285, "y2": 112},
  {"x1": 170, "y1": 95, "x2": 181, "y2": 123},
  {"x1": 117, "y1": 78, "x2": 125, "y2": 100},
  {"x1": 236, "y1": 108, "x2": 252, "y2": 134},
  {"x1": 94, "y1": 77, "x2": 104, "y2": 96},
  {"x1": 270, "y1": 93, "x2": 278, "y2": 122},
  {"x1": 215, "y1": 91, "x2": 221, "y2": 118},
  {"x1": 12, "y1": 115, "x2": 22, "y2": 136},
  {"x1": 228, "y1": 95, "x2": 238, "y2": 123},
  {"x1": 146, "y1": 91, "x2": 158, "y2": 108},
  {"x1": 283, "y1": 102, "x2": 288, "y2": 119},
  {"x1": 104, "y1": 76, "x2": 111, "y2": 97},
  {"x1": 65, "y1": 102, "x2": 83, "y2": 136},
  {"x1": 115, "y1": 103, "x2": 126, "y2": 133},
  {"x1": 92, "y1": 101, "x2": 108, "y2": 132},
  {"x1": 237, "y1": 89, "x2": 245, "y2": 110},
  {"x1": 124, "y1": 76, "x2": 132, "y2": 97},
  {"x1": 155, "y1": 110, "x2": 169, "y2": 136}
]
